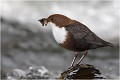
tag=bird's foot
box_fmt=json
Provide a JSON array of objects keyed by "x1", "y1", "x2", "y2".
[
  {"x1": 68, "y1": 64, "x2": 79, "y2": 70},
  {"x1": 61, "y1": 64, "x2": 80, "y2": 76},
  {"x1": 68, "y1": 66, "x2": 74, "y2": 70}
]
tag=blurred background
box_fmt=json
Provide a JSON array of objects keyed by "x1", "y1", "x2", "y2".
[{"x1": 1, "y1": 0, "x2": 119, "y2": 79}]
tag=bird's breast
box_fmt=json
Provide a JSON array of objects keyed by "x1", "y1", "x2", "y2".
[{"x1": 50, "y1": 23, "x2": 68, "y2": 44}]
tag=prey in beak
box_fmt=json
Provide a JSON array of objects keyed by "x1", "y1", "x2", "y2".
[{"x1": 38, "y1": 18, "x2": 48, "y2": 26}]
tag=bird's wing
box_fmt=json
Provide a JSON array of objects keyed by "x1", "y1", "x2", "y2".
[{"x1": 65, "y1": 21, "x2": 103, "y2": 46}]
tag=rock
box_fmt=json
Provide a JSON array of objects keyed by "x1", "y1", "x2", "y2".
[
  {"x1": 6, "y1": 66, "x2": 51, "y2": 80},
  {"x1": 58, "y1": 64, "x2": 106, "y2": 79},
  {"x1": 6, "y1": 69, "x2": 27, "y2": 80}
]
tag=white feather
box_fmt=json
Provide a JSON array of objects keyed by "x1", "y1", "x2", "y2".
[{"x1": 50, "y1": 23, "x2": 68, "y2": 44}]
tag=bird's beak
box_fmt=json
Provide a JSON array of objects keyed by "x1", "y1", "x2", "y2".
[{"x1": 38, "y1": 18, "x2": 48, "y2": 26}]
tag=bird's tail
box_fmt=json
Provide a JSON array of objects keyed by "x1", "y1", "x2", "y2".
[{"x1": 104, "y1": 41, "x2": 115, "y2": 47}]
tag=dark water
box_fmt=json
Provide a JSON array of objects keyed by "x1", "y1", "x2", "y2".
[{"x1": 1, "y1": 1, "x2": 119, "y2": 79}]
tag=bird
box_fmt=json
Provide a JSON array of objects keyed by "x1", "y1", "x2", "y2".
[{"x1": 38, "y1": 14, "x2": 114, "y2": 68}]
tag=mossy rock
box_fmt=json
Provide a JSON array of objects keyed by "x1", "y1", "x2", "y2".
[{"x1": 58, "y1": 64, "x2": 106, "y2": 79}]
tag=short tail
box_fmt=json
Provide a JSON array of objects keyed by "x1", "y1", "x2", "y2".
[
  {"x1": 104, "y1": 41, "x2": 115, "y2": 47},
  {"x1": 107, "y1": 43, "x2": 115, "y2": 47}
]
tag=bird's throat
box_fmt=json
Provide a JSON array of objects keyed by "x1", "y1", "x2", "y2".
[{"x1": 50, "y1": 23, "x2": 68, "y2": 44}]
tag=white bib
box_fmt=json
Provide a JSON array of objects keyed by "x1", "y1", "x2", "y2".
[{"x1": 50, "y1": 23, "x2": 68, "y2": 44}]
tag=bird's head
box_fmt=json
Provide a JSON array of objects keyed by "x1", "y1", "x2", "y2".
[{"x1": 38, "y1": 14, "x2": 73, "y2": 27}]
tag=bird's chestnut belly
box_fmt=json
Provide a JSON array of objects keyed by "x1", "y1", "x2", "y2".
[
  {"x1": 59, "y1": 32, "x2": 88, "y2": 52},
  {"x1": 59, "y1": 33, "x2": 81, "y2": 52}
]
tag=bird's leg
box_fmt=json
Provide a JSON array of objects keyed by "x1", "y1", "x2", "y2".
[
  {"x1": 77, "y1": 50, "x2": 88, "y2": 65},
  {"x1": 70, "y1": 52, "x2": 78, "y2": 68}
]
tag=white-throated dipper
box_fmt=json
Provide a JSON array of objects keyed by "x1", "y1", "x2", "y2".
[{"x1": 38, "y1": 14, "x2": 114, "y2": 68}]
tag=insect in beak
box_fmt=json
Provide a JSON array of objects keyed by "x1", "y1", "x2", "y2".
[{"x1": 38, "y1": 18, "x2": 48, "y2": 26}]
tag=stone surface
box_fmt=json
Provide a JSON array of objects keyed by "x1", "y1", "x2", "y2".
[
  {"x1": 6, "y1": 64, "x2": 106, "y2": 80},
  {"x1": 6, "y1": 66, "x2": 53, "y2": 80},
  {"x1": 59, "y1": 64, "x2": 106, "y2": 79}
]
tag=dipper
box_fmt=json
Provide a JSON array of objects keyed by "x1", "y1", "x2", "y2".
[{"x1": 38, "y1": 14, "x2": 114, "y2": 68}]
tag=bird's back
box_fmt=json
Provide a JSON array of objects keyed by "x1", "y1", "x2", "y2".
[{"x1": 64, "y1": 20, "x2": 114, "y2": 51}]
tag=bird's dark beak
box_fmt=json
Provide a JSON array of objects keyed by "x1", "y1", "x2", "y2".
[{"x1": 38, "y1": 18, "x2": 48, "y2": 26}]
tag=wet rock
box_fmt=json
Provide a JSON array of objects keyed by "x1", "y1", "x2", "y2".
[
  {"x1": 6, "y1": 66, "x2": 51, "y2": 80},
  {"x1": 59, "y1": 64, "x2": 106, "y2": 79}
]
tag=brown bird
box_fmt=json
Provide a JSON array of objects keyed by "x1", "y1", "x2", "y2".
[{"x1": 38, "y1": 14, "x2": 114, "y2": 68}]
